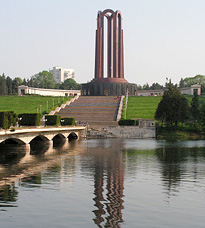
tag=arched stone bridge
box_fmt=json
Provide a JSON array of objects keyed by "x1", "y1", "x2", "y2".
[{"x1": 0, "y1": 126, "x2": 86, "y2": 145}]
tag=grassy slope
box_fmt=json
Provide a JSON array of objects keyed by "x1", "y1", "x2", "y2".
[
  {"x1": 123, "y1": 95, "x2": 205, "y2": 120},
  {"x1": 123, "y1": 96, "x2": 161, "y2": 119},
  {"x1": 0, "y1": 96, "x2": 71, "y2": 115}
]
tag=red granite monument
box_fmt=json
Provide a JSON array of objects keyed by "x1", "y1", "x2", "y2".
[{"x1": 82, "y1": 9, "x2": 137, "y2": 96}]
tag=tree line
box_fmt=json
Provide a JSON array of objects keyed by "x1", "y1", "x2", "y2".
[
  {"x1": 138, "y1": 75, "x2": 205, "y2": 94},
  {"x1": 0, "y1": 71, "x2": 81, "y2": 96},
  {"x1": 155, "y1": 81, "x2": 205, "y2": 129},
  {"x1": 0, "y1": 74, "x2": 23, "y2": 95}
]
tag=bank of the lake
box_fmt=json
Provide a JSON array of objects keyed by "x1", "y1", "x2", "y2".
[{"x1": 156, "y1": 126, "x2": 205, "y2": 140}]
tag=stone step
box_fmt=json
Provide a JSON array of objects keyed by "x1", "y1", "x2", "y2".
[
  {"x1": 56, "y1": 115, "x2": 116, "y2": 121},
  {"x1": 87, "y1": 121, "x2": 119, "y2": 126},
  {"x1": 57, "y1": 112, "x2": 116, "y2": 116},
  {"x1": 58, "y1": 110, "x2": 117, "y2": 114},
  {"x1": 63, "y1": 106, "x2": 117, "y2": 110}
]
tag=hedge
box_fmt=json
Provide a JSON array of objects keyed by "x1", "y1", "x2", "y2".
[
  {"x1": 118, "y1": 119, "x2": 139, "y2": 126},
  {"x1": 45, "y1": 115, "x2": 61, "y2": 126},
  {"x1": 61, "y1": 117, "x2": 75, "y2": 126},
  {"x1": 19, "y1": 113, "x2": 41, "y2": 126},
  {"x1": 0, "y1": 111, "x2": 18, "y2": 129}
]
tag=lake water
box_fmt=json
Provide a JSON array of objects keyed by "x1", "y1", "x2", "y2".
[{"x1": 0, "y1": 138, "x2": 205, "y2": 228}]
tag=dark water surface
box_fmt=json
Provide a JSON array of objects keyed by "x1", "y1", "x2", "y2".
[{"x1": 0, "y1": 138, "x2": 205, "y2": 228}]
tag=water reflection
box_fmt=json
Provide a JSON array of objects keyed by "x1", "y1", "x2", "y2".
[
  {"x1": 80, "y1": 140, "x2": 125, "y2": 227},
  {"x1": 156, "y1": 146, "x2": 205, "y2": 193},
  {"x1": 0, "y1": 139, "x2": 205, "y2": 228},
  {"x1": 0, "y1": 144, "x2": 27, "y2": 164},
  {"x1": 0, "y1": 184, "x2": 18, "y2": 209},
  {"x1": 30, "y1": 140, "x2": 51, "y2": 155}
]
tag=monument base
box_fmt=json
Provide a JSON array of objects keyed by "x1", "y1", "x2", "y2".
[{"x1": 81, "y1": 81, "x2": 137, "y2": 96}]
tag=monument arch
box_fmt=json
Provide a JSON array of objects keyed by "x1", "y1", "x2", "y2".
[{"x1": 82, "y1": 9, "x2": 137, "y2": 96}]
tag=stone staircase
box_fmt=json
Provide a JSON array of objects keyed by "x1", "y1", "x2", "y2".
[{"x1": 55, "y1": 96, "x2": 121, "y2": 127}]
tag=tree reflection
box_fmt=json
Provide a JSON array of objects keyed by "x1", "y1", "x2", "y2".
[
  {"x1": 156, "y1": 146, "x2": 187, "y2": 190},
  {"x1": 0, "y1": 184, "x2": 18, "y2": 208}
]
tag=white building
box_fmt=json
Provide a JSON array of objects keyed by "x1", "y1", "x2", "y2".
[
  {"x1": 18, "y1": 85, "x2": 81, "y2": 97},
  {"x1": 49, "y1": 66, "x2": 75, "y2": 83}
]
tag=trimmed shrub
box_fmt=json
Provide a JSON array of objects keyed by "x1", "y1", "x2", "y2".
[
  {"x1": 61, "y1": 117, "x2": 75, "y2": 126},
  {"x1": 0, "y1": 112, "x2": 9, "y2": 129},
  {"x1": 118, "y1": 119, "x2": 139, "y2": 126},
  {"x1": 0, "y1": 111, "x2": 18, "y2": 129},
  {"x1": 19, "y1": 113, "x2": 41, "y2": 126},
  {"x1": 8, "y1": 111, "x2": 18, "y2": 127},
  {"x1": 45, "y1": 115, "x2": 61, "y2": 126}
]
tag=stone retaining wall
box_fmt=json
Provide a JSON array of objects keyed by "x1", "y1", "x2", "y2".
[{"x1": 88, "y1": 126, "x2": 155, "y2": 139}]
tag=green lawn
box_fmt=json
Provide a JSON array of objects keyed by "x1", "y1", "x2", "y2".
[
  {"x1": 123, "y1": 96, "x2": 161, "y2": 119},
  {"x1": 123, "y1": 95, "x2": 205, "y2": 120},
  {"x1": 0, "y1": 95, "x2": 71, "y2": 115}
]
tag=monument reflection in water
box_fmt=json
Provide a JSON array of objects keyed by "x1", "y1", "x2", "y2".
[{"x1": 82, "y1": 140, "x2": 125, "y2": 227}]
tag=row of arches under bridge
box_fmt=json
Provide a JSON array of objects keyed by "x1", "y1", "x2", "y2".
[
  {"x1": 0, "y1": 132, "x2": 78, "y2": 164},
  {"x1": 0, "y1": 132, "x2": 78, "y2": 146}
]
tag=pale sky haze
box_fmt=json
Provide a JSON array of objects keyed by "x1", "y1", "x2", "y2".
[{"x1": 0, "y1": 0, "x2": 205, "y2": 86}]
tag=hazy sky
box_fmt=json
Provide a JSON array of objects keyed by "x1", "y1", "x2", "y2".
[{"x1": 1, "y1": 0, "x2": 205, "y2": 86}]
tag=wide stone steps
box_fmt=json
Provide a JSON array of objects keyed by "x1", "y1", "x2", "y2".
[{"x1": 55, "y1": 96, "x2": 120, "y2": 127}]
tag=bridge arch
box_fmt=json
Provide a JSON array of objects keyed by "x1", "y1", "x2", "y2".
[
  {"x1": 0, "y1": 138, "x2": 26, "y2": 145},
  {"x1": 52, "y1": 133, "x2": 66, "y2": 141},
  {"x1": 68, "y1": 132, "x2": 78, "y2": 141},
  {"x1": 29, "y1": 135, "x2": 50, "y2": 144}
]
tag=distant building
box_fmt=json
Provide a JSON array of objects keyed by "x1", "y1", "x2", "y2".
[
  {"x1": 49, "y1": 66, "x2": 75, "y2": 83},
  {"x1": 18, "y1": 85, "x2": 80, "y2": 97},
  {"x1": 137, "y1": 84, "x2": 201, "y2": 96}
]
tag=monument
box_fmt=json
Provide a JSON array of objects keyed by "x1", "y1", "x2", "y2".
[{"x1": 82, "y1": 9, "x2": 137, "y2": 96}]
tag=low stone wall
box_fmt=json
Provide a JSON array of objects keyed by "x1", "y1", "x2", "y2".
[{"x1": 88, "y1": 126, "x2": 155, "y2": 139}]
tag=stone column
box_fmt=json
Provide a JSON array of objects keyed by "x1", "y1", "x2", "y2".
[{"x1": 107, "y1": 16, "x2": 113, "y2": 78}]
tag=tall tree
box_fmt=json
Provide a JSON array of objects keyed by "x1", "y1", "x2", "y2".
[
  {"x1": 31, "y1": 71, "x2": 56, "y2": 89},
  {"x1": 0, "y1": 74, "x2": 7, "y2": 95},
  {"x1": 190, "y1": 93, "x2": 200, "y2": 121},
  {"x1": 155, "y1": 81, "x2": 190, "y2": 127},
  {"x1": 200, "y1": 104, "x2": 205, "y2": 126},
  {"x1": 150, "y1": 83, "x2": 163, "y2": 90},
  {"x1": 12, "y1": 77, "x2": 23, "y2": 94},
  {"x1": 6, "y1": 76, "x2": 13, "y2": 95},
  {"x1": 179, "y1": 78, "x2": 185, "y2": 88},
  {"x1": 142, "y1": 83, "x2": 149, "y2": 90},
  {"x1": 60, "y1": 78, "x2": 81, "y2": 90}
]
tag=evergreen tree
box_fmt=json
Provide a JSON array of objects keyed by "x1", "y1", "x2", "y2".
[
  {"x1": 179, "y1": 78, "x2": 185, "y2": 88},
  {"x1": 200, "y1": 104, "x2": 205, "y2": 126},
  {"x1": 155, "y1": 81, "x2": 190, "y2": 127},
  {"x1": 0, "y1": 74, "x2": 7, "y2": 95},
  {"x1": 12, "y1": 77, "x2": 23, "y2": 94},
  {"x1": 190, "y1": 93, "x2": 200, "y2": 121},
  {"x1": 22, "y1": 78, "x2": 27, "y2": 85},
  {"x1": 6, "y1": 76, "x2": 13, "y2": 95}
]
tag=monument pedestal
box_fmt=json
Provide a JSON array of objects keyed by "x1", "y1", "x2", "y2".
[{"x1": 82, "y1": 81, "x2": 137, "y2": 96}]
